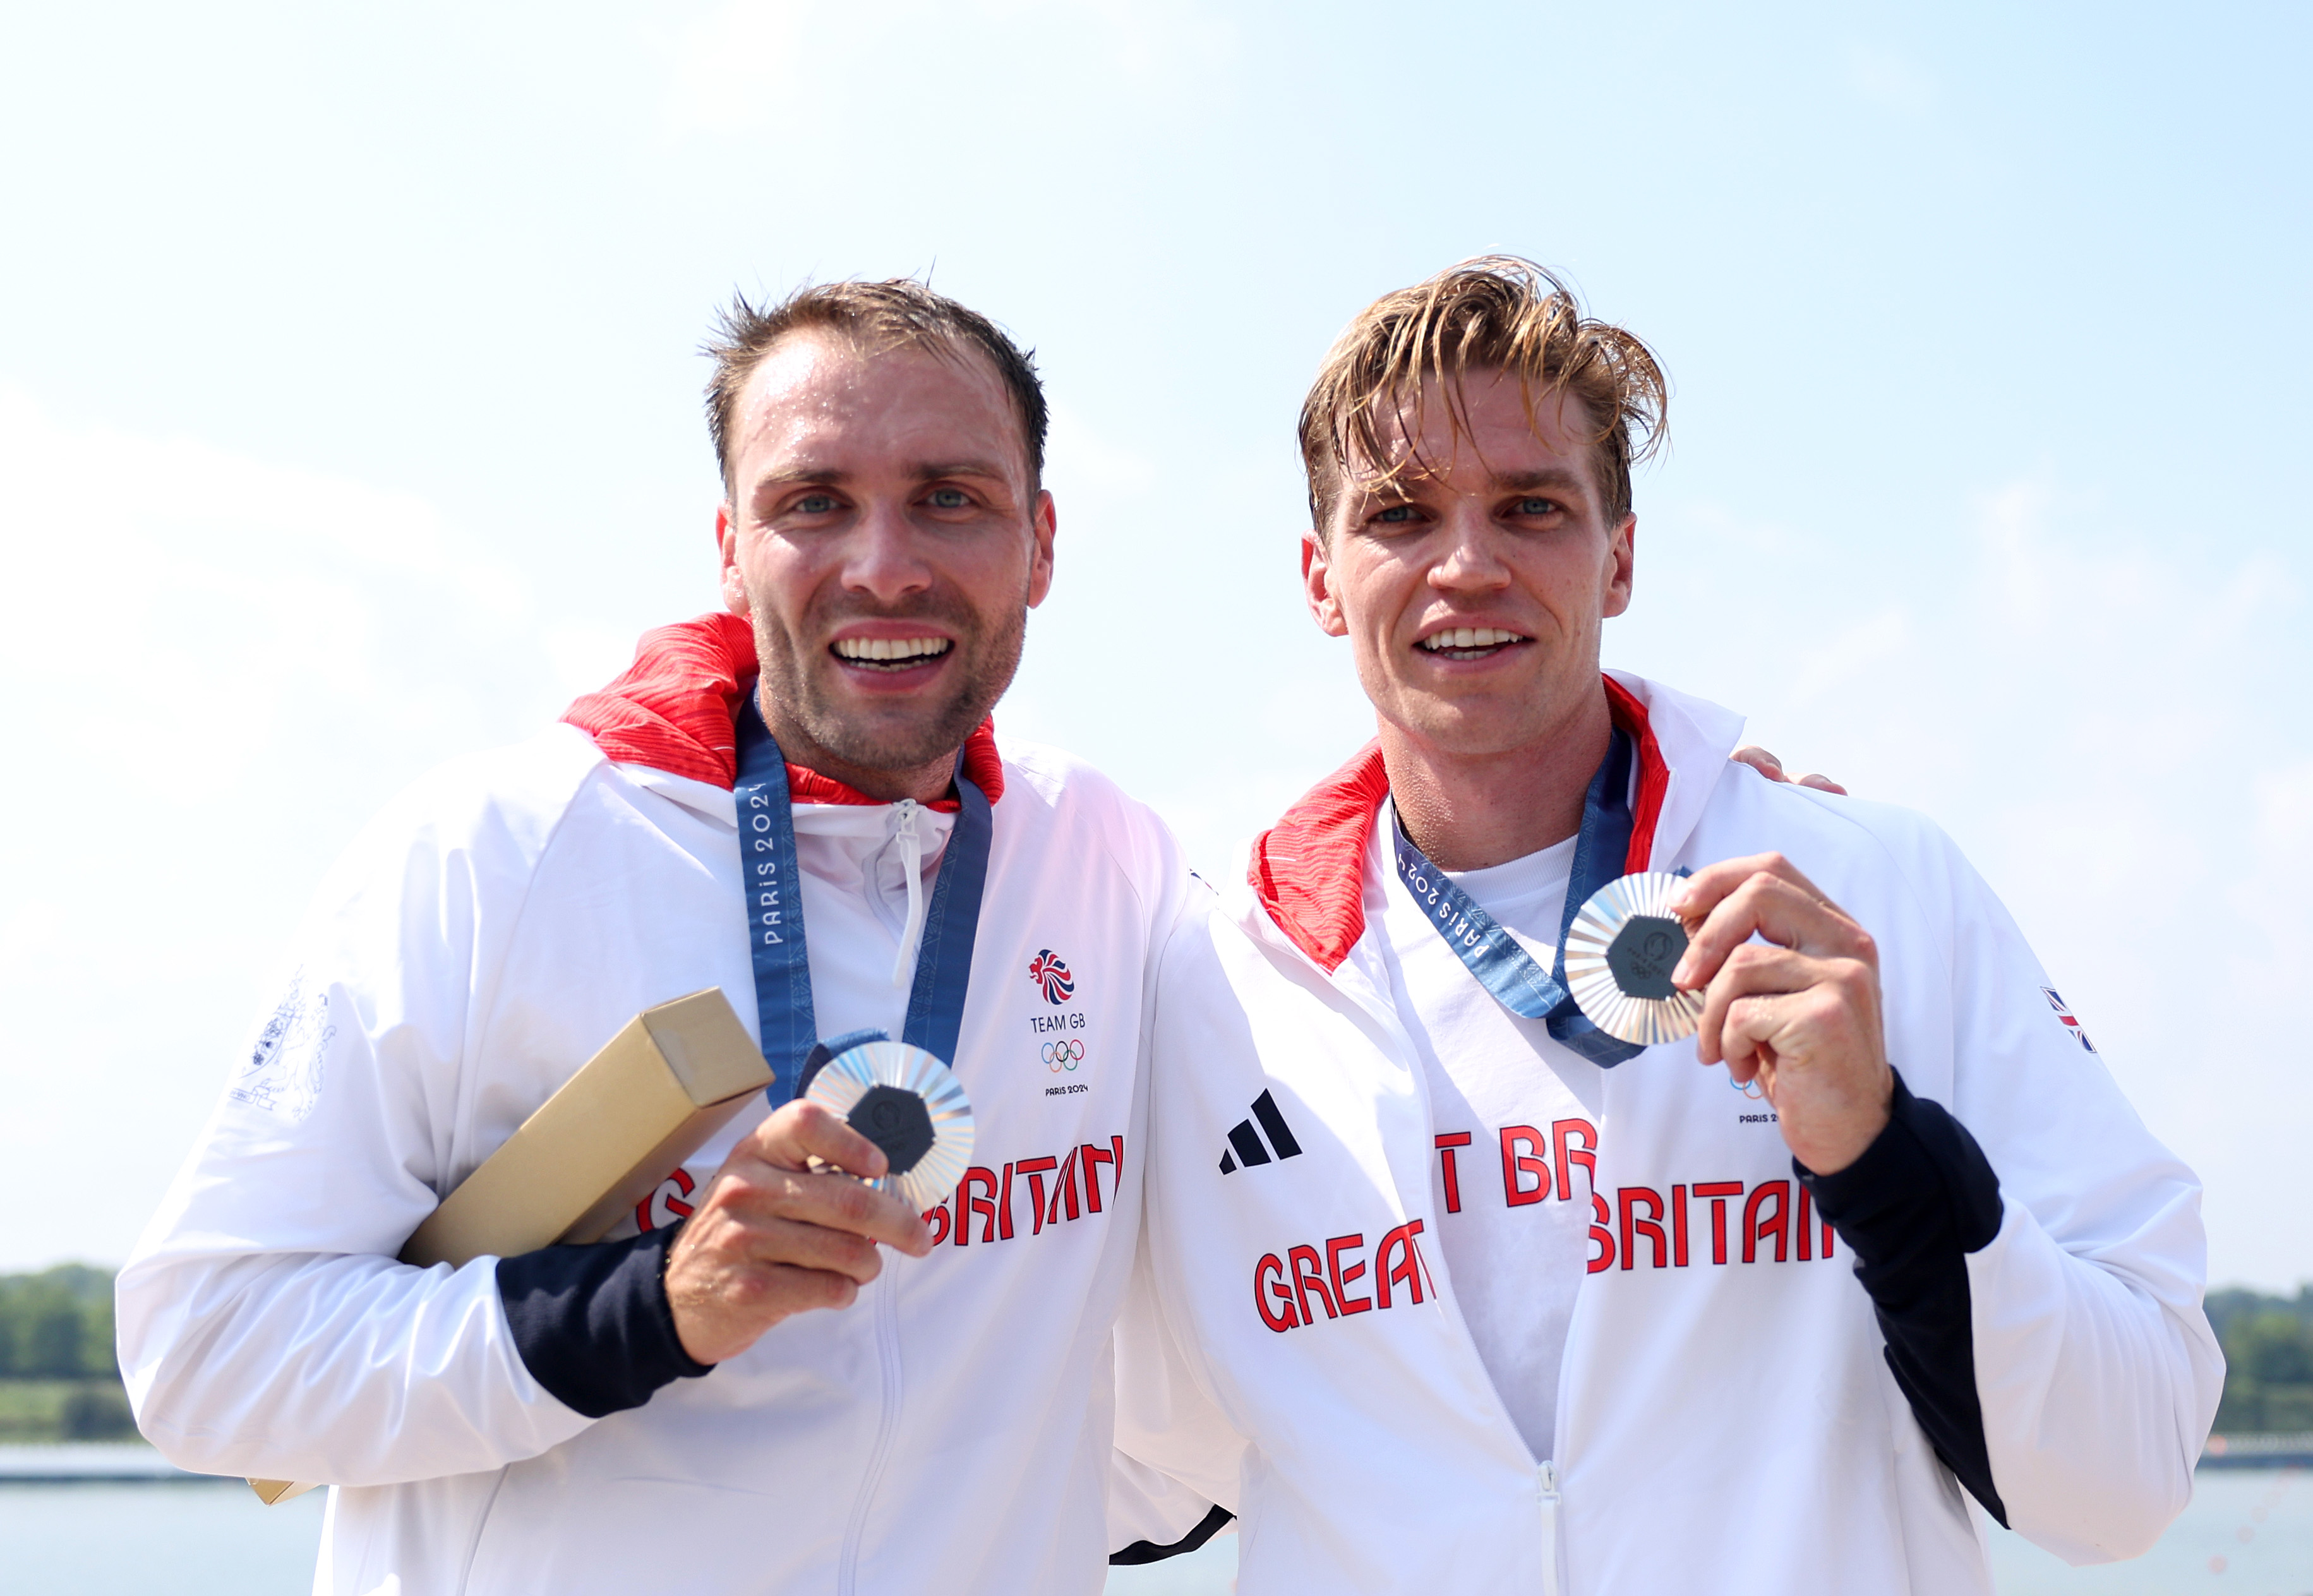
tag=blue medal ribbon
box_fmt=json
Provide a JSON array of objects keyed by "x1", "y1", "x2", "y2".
[
  {"x1": 1390, "y1": 726, "x2": 1648, "y2": 1067},
  {"x1": 735, "y1": 693, "x2": 994, "y2": 1105}
]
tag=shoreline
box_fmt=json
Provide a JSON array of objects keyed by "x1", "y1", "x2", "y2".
[{"x1": 8, "y1": 1437, "x2": 2304, "y2": 1484}]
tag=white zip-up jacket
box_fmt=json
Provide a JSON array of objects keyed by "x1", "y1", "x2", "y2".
[
  {"x1": 118, "y1": 615, "x2": 1187, "y2": 1596},
  {"x1": 1117, "y1": 670, "x2": 2222, "y2": 1594}
]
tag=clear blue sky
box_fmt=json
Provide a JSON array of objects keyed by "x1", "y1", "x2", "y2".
[{"x1": 1, "y1": 1, "x2": 2307, "y2": 1286}]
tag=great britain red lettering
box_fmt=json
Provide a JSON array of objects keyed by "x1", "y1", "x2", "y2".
[
  {"x1": 1583, "y1": 1179, "x2": 1833, "y2": 1271},
  {"x1": 1419, "y1": 1115, "x2": 1838, "y2": 1273},
  {"x1": 1254, "y1": 1220, "x2": 1434, "y2": 1334},
  {"x1": 633, "y1": 1167, "x2": 697, "y2": 1232},
  {"x1": 928, "y1": 1134, "x2": 1125, "y2": 1249},
  {"x1": 1244, "y1": 1120, "x2": 1846, "y2": 1329}
]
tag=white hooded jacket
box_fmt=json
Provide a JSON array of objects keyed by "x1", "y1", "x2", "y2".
[
  {"x1": 117, "y1": 615, "x2": 1187, "y2": 1596},
  {"x1": 1117, "y1": 670, "x2": 2222, "y2": 1594}
]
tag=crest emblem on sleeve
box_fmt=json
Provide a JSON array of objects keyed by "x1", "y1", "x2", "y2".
[{"x1": 230, "y1": 971, "x2": 337, "y2": 1122}]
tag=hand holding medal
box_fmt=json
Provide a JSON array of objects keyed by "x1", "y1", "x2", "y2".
[{"x1": 1572, "y1": 852, "x2": 1893, "y2": 1176}]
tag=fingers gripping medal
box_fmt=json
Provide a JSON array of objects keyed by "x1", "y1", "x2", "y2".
[
  {"x1": 803, "y1": 1041, "x2": 975, "y2": 1210},
  {"x1": 1563, "y1": 872, "x2": 1706, "y2": 1047}
]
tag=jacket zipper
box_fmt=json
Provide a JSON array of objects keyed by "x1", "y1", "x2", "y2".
[
  {"x1": 1538, "y1": 1460, "x2": 1561, "y2": 1596},
  {"x1": 836, "y1": 1269, "x2": 905, "y2": 1594},
  {"x1": 837, "y1": 788, "x2": 932, "y2": 1587}
]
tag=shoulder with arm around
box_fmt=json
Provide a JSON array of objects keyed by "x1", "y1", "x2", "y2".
[
  {"x1": 1692, "y1": 762, "x2": 1980, "y2": 945},
  {"x1": 993, "y1": 736, "x2": 1189, "y2": 917}
]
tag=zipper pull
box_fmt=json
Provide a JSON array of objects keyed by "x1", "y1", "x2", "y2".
[
  {"x1": 889, "y1": 800, "x2": 926, "y2": 987},
  {"x1": 1537, "y1": 1461, "x2": 1561, "y2": 1596}
]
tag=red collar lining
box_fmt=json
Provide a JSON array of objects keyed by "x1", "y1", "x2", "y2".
[
  {"x1": 560, "y1": 612, "x2": 1004, "y2": 811},
  {"x1": 1247, "y1": 677, "x2": 1667, "y2": 973}
]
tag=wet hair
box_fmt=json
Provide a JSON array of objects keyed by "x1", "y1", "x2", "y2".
[{"x1": 1299, "y1": 255, "x2": 1667, "y2": 534}]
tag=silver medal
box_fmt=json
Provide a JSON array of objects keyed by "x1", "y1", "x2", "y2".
[
  {"x1": 803, "y1": 1040, "x2": 975, "y2": 1210},
  {"x1": 1563, "y1": 871, "x2": 1705, "y2": 1047}
]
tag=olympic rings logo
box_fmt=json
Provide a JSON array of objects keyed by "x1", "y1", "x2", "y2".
[{"x1": 1042, "y1": 1040, "x2": 1084, "y2": 1071}]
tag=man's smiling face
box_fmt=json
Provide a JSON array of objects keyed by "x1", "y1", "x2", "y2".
[
  {"x1": 1304, "y1": 369, "x2": 1635, "y2": 762},
  {"x1": 716, "y1": 331, "x2": 1055, "y2": 795}
]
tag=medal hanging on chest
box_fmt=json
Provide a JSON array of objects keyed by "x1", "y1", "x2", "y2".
[
  {"x1": 1561, "y1": 872, "x2": 1704, "y2": 1045},
  {"x1": 734, "y1": 693, "x2": 986, "y2": 1205},
  {"x1": 801, "y1": 1040, "x2": 975, "y2": 1210}
]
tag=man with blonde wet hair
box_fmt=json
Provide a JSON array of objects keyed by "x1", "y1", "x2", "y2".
[{"x1": 1117, "y1": 258, "x2": 2220, "y2": 1592}]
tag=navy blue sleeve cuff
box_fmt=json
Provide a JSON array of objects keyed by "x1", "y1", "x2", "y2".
[
  {"x1": 1798, "y1": 1070, "x2": 2009, "y2": 1525},
  {"x1": 495, "y1": 1225, "x2": 714, "y2": 1420},
  {"x1": 1111, "y1": 1504, "x2": 1235, "y2": 1566}
]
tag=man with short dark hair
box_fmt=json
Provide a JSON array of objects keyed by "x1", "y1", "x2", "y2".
[
  {"x1": 1118, "y1": 258, "x2": 2222, "y2": 1593},
  {"x1": 119, "y1": 280, "x2": 1192, "y2": 1593}
]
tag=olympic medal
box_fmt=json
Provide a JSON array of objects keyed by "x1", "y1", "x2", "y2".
[
  {"x1": 1563, "y1": 872, "x2": 1705, "y2": 1047},
  {"x1": 803, "y1": 1040, "x2": 975, "y2": 1211}
]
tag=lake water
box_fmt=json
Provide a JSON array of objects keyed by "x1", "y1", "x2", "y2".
[{"x1": 0, "y1": 1467, "x2": 2302, "y2": 1593}]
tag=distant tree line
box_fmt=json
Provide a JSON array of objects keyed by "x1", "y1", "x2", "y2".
[
  {"x1": 0, "y1": 1264, "x2": 114, "y2": 1378},
  {"x1": 2209, "y1": 1285, "x2": 2313, "y2": 1434},
  {"x1": 0, "y1": 1265, "x2": 135, "y2": 1441},
  {"x1": 2, "y1": 1267, "x2": 2309, "y2": 1445}
]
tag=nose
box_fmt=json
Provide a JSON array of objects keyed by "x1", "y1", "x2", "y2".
[
  {"x1": 839, "y1": 498, "x2": 935, "y2": 606},
  {"x1": 1426, "y1": 499, "x2": 1511, "y2": 594}
]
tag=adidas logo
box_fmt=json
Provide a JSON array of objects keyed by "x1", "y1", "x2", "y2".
[{"x1": 1218, "y1": 1089, "x2": 1304, "y2": 1174}]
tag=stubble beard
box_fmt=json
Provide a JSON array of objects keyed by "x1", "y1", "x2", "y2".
[
  {"x1": 747, "y1": 582, "x2": 1028, "y2": 783},
  {"x1": 1376, "y1": 627, "x2": 1600, "y2": 764}
]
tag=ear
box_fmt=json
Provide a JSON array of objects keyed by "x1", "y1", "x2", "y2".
[
  {"x1": 1303, "y1": 531, "x2": 1348, "y2": 637},
  {"x1": 1601, "y1": 512, "x2": 1636, "y2": 620},
  {"x1": 716, "y1": 501, "x2": 751, "y2": 618},
  {"x1": 1026, "y1": 488, "x2": 1057, "y2": 609}
]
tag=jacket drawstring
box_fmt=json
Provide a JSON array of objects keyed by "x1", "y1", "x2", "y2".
[{"x1": 890, "y1": 799, "x2": 925, "y2": 986}]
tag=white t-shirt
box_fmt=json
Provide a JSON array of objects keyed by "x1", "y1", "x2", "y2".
[
  {"x1": 791, "y1": 797, "x2": 956, "y2": 1044},
  {"x1": 1375, "y1": 801, "x2": 1604, "y2": 1465}
]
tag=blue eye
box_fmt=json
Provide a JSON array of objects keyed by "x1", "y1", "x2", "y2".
[
  {"x1": 1518, "y1": 498, "x2": 1555, "y2": 515},
  {"x1": 795, "y1": 493, "x2": 838, "y2": 514},
  {"x1": 1376, "y1": 505, "x2": 1415, "y2": 524},
  {"x1": 928, "y1": 488, "x2": 970, "y2": 509}
]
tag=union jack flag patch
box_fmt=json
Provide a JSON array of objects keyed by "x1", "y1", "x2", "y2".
[{"x1": 2041, "y1": 987, "x2": 2096, "y2": 1053}]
